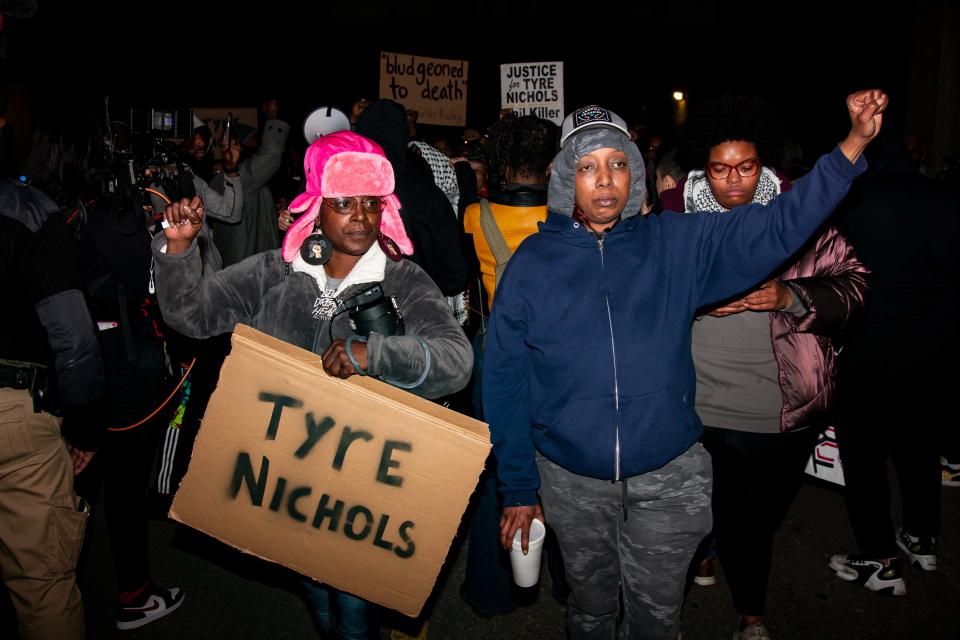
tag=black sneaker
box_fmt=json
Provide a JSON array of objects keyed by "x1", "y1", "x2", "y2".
[
  {"x1": 829, "y1": 554, "x2": 905, "y2": 596},
  {"x1": 116, "y1": 583, "x2": 185, "y2": 630},
  {"x1": 896, "y1": 527, "x2": 938, "y2": 571}
]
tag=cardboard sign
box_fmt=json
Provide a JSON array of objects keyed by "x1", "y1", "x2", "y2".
[
  {"x1": 804, "y1": 426, "x2": 845, "y2": 485},
  {"x1": 170, "y1": 325, "x2": 489, "y2": 617},
  {"x1": 500, "y1": 62, "x2": 564, "y2": 125},
  {"x1": 379, "y1": 52, "x2": 468, "y2": 126}
]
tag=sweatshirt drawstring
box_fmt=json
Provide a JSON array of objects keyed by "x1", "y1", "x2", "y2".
[{"x1": 622, "y1": 477, "x2": 628, "y2": 521}]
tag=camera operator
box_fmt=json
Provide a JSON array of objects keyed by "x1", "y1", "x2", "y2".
[
  {"x1": 0, "y1": 112, "x2": 106, "y2": 640},
  {"x1": 207, "y1": 98, "x2": 289, "y2": 267},
  {"x1": 143, "y1": 137, "x2": 244, "y2": 271},
  {"x1": 184, "y1": 117, "x2": 215, "y2": 182}
]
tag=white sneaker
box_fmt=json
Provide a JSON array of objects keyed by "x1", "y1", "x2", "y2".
[
  {"x1": 896, "y1": 527, "x2": 938, "y2": 571},
  {"x1": 829, "y1": 554, "x2": 906, "y2": 596},
  {"x1": 734, "y1": 621, "x2": 772, "y2": 640},
  {"x1": 694, "y1": 558, "x2": 716, "y2": 586}
]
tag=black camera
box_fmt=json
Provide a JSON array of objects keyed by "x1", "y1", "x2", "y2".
[
  {"x1": 341, "y1": 284, "x2": 404, "y2": 338},
  {"x1": 102, "y1": 102, "x2": 197, "y2": 199}
]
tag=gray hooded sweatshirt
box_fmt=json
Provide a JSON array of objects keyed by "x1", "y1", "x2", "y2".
[{"x1": 151, "y1": 236, "x2": 472, "y2": 399}]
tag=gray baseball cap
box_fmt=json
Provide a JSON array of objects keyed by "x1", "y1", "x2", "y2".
[{"x1": 559, "y1": 105, "x2": 630, "y2": 148}]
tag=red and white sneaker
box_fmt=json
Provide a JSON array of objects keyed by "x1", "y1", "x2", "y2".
[{"x1": 116, "y1": 582, "x2": 185, "y2": 630}]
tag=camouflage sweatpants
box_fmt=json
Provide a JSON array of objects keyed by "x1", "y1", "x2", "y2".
[{"x1": 537, "y1": 443, "x2": 712, "y2": 640}]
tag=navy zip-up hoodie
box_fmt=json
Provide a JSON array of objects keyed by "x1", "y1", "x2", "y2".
[{"x1": 483, "y1": 146, "x2": 866, "y2": 506}]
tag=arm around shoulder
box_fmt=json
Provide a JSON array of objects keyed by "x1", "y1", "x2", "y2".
[{"x1": 780, "y1": 227, "x2": 869, "y2": 334}]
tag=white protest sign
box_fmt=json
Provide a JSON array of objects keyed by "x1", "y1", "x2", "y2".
[{"x1": 500, "y1": 62, "x2": 564, "y2": 125}]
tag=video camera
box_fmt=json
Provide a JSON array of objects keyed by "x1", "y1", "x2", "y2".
[
  {"x1": 101, "y1": 101, "x2": 199, "y2": 223},
  {"x1": 104, "y1": 103, "x2": 195, "y2": 190}
]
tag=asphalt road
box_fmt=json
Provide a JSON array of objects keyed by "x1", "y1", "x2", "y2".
[{"x1": 62, "y1": 473, "x2": 959, "y2": 640}]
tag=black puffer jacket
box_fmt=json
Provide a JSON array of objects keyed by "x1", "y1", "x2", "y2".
[{"x1": 355, "y1": 100, "x2": 468, "y2": 296}]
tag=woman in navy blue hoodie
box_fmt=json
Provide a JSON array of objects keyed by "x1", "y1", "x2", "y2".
[{"x1": 483, "y1": 91, "x2": 887, "y2": 640}]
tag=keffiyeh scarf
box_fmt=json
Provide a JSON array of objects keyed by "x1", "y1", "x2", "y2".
[
  {"x1": 409, "y1": 140, "x2": 460, "y2": 214},
  {"x1": 683, "y1": 166, "x2": 782, "y2": 213}
]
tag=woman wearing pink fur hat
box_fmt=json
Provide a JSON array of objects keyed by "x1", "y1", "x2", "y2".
[{"x1": 151, "y1": 130, "x2": 473, "y2": 638}]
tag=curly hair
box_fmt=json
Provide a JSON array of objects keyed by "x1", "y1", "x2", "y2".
[
  {"x1": 485, "y1": 114, "x2": 556, "y2": 186},
  {"x1": 22, "y1": 111, "x2": 104, "y2": 207},
  {"x1": 681, "y1": 95, "x2": 785, "y2": 170}
]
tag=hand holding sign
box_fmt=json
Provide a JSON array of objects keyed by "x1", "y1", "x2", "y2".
[
  {"x1": 170, "y1": 326, "x2": 490, "y2": 617},
  {"x1": 322, "y1": 339, "x2": 368, "y2": 379}
]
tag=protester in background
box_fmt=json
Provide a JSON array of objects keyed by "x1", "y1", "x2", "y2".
[
  {"x1": 430, "y1": 136, "x2": 453, "y2": 158},
  {"x1": 152, "y1": 130, "x2": 472, "y2": 639},
  {"x1": 463, "y1": 115, "x2": 555, "y2": 315},
  {"x1": 143, "y1": 137, "x2": 245, "y2": 272},
  {"x1": 184, "y1": 117, "x2": 215, "y2": 181},
  {"x1": 460, "y1": 114, "x2": 568, "y2": 615},
  {"x1": 406, "y1": 109, "x2": 419, "y2": 139},
  {"x1": 485, "y1": 92, "x2": 886, "y2": 639},
  {"x1": 209, "y1": 99, "x2": 289, "y2": 267},
  {"x1": 349, "y1": 97, "x2": 371, "y2": 129},
  {"x1": 677, "y1": 95, "x2": 868, "y2": 640},
  {"x1": 830, "y1": 127, "x2": 959, "y2": 595},
  {"x1": 648, "y1": 145, "x2": 686, "y2": 214},
  {"x1": 72, "y1": 169, "x2": 189, "y2": 632},
  {"x1": 409, "y1": 139, "x2": 468, "y2": 326},
  {"x1": 356, "y1": 99, "x2": 469, "y2": 297},
  {"x1": 469, "y1": 157, "x2": 489, "y2": 199},
  {"x1": 1, "y1": 112, "x2": 107, "y2": 640}
]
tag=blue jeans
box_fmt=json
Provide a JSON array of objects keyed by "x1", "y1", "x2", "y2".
[{"x1": 302, "y1": 580, "x2": 379, "y2": 640}]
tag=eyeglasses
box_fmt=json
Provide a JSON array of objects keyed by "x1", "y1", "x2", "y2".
[
  {"x1": 322, "y1": 197, "x2": 383, "y2": 215},
  {"x1": 706, "y1": 157, "x2": 760, "y2": 180}
]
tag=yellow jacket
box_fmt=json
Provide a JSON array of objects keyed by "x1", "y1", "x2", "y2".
[{"x1": 463, "y1": 199, "x2": 546, "y2": 312}]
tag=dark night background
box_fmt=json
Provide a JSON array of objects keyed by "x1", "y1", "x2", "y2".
[
  {"x1": 2, "y1": 4, "x2": 959, "y2": 639},
  {"x1": 1, "y1": 0, "x2": 956, "y2": 171}
]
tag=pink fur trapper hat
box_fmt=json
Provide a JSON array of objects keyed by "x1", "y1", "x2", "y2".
[{"x1": 281, "y1": 130, "x2": 414, "y2": 262}]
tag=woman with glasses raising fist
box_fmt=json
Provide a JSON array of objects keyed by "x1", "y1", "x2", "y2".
[{"x1": 666, "y1": 96, "x2": 871, "y2": 640}]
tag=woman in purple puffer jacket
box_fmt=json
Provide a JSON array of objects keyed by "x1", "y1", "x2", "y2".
[{"x1": 663, "y1": 95, "x2": 869, "y2": 640}]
